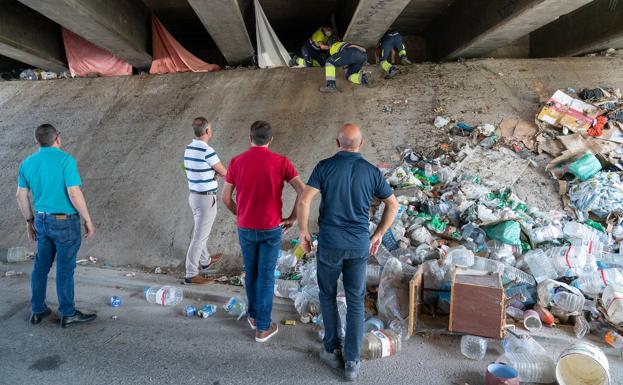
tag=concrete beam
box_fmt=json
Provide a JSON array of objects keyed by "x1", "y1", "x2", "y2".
[
  {"x1": 343, "y1": 0, "x2": 412, "y2": 48},
  {"x1": 187, "y1": 0, "x2": 254, "y2": 65},
  {"x1": 428, "y1": 0, "x2": 594, "y2": 60},
  {"x1": 17, "y1": 0, "x2": 150, "y2": 68},
  {"x1": 0, "y1": 0, "x2": 66, "y2": 72},
  {"x1": 530, "y1": 0, "x2": 623, "y2": 57}
]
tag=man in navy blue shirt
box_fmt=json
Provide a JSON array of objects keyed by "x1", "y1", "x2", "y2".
[{"x1": 298, "y1": 123, "x2": 398, "y2": 382}]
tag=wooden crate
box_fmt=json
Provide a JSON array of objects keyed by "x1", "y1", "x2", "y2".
[
  {"x1": 408, "y1": 265, "x2": 424, "y2": 337},
  {"x1": 448, "y1": 270, "x2": 505, "y2": 339}
]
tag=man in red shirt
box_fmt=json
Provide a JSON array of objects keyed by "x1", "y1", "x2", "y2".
[{"x1": 222, "y1": 121, "x2": 305, "y2": 342}]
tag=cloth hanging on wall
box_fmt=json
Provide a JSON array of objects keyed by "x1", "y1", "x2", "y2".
[
  {"x1": 254, "y1": 0, "x2": 290, "y2": 68},
  {"x1": 150, "y1": 15, "x2": 221, "y2": 74},
  {"x1": 62, "y1": 28, "x2": 132, "y2": 77}
]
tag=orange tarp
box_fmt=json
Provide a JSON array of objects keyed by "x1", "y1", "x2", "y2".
[
  {"x1": 150, "y1": 16, "x2": 221, "y2": 74},
  {"x1": 62, "y1": 28, "x2": 132, "y2": 77}
]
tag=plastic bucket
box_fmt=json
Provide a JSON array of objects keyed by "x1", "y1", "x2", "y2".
[
  {"x1": 556, "y1": 343, "x2": 610, "y2": 385},
  {"x1": 485, "y1": 363, "x2": 519, "y2": 385}
]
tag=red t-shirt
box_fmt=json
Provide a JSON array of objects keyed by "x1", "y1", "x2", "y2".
[{"x1": 226, "y1": 147, "x2": 299, "y2": 230}]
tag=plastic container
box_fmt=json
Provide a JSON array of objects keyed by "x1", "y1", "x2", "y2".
[
  {"x1": 198, "y1": 304, "x2": 217, "y2": 318},
  {"x1": 572, "y1": 268, "x2": 623, "y2": 295},
  {"x1": 502, "y1": 265, "x2": 537, "y2": 287},
  {"x1": 3, "y1": 247, "x2": 33, "y2": 263},
  {"x1": 556, "y1": 343, "x2": 610, "y2": 385},
  {"x1": 486, "y1": 363, "x2": 519, "y2": 385},
  {"x1": 552, "y1": 291, "x2": 585, "y2": 314},
  {"x1": 223, "y1": 297, "x2": 247, "y2": 320},
  {"x1": 564, "y1": 222, "x2": 609, "y2": 245},
  {"x1": 460, "y1": 335, "x2": 488, "y2": 360},
  {"x1": 274, "y1": 279, "x2": 300, "y2": 299},
  {"x1": 470, "y1": 256, "x2": 504, "y2": 274},
  {"x1": 446, "y1": 246, "x2": 474, "y2": 268},
  {"x1": 502, "y1": 333, "x2": 546, "y2": 355},
  {"x1": 530, "y1": 224, "x2": 563, "y2": 244},
  {"x1": 497, "y1": 353, "x2": 556, "y2": 383},
  {"x1": 506, "y1": 306, "x2": 524, "y2": 320},
  {"x1": 524, "y1": 249, "x2": 558, "y2": 283},
  {"x1": 276, "y1": 251, "x2": 297, "y2": 274},
  {"x1": 573, "y1": 315, "x2": 590, "y2": 339},
  {"x1": 599, "y1": 251, "x2": 623, "y2": 269},
  {"x1": 523, "y1": 310, "x2": 542, "y2": 331},
  {"x1": 602, "y1": 284, "x2": 623, "y2": 324},
  {"x1": 144, "y1": 286, "x2": 183, "y2": 306},
  {"x1": 366, "y1": 264, "x2": 382, "y2": 286},
  {"x1": 364, "y1": 317, "x2": 384, "y2": 332},
  {"x1": 545, "y1": 240, "x2": 593, "y2": 277},
  {"x1": 360, "y1": 329, "x2": 401, "y2": 360}
]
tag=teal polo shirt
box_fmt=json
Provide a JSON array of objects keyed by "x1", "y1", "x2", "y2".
[{"x1": 17, "y1": 147, "x2": 82, "y2": 214}]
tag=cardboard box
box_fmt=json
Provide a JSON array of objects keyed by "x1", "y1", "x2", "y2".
[
  {"x1": 537, "y1": 90, "x2": 600, "y2": 133},
  {"x1": 448, "y1": 270, "x2": 505, "y2": 339}
]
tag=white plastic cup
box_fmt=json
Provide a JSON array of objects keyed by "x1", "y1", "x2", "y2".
[{"x1": 523, "y1": 310, "x2": 542, "y2": 332}]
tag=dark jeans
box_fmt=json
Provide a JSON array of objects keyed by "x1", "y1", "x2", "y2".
[
  {"x1": 380, "y1": 33, "x2": 406, "y2": 62},
  {"x1": 32, "y1": 213, "x2": 81, "y2": 317},
  {"x1": 327, "y1": 48, "x2": 367, "y2": 79},
  {"x1": 317, "y1": 246, "x2": 368, "y2": 363},
  {"x1": 238, "y1": 226, "x2": 282, "y2": 331}
]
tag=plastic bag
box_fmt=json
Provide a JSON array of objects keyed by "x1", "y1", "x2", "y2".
[
  {"x1": 568, "y1": 153, "x2": 601, "y2": 181},
  {"x1": 377, "y1": 258, "x2": 404, "y2": 323},
  {"x1": 485, "y1": 221, "x2": 521, "y2": 246}
]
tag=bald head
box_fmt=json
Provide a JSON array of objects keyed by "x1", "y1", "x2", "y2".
[{"x1": 337, "y1": 123, "x2": 363, "y2": 151}]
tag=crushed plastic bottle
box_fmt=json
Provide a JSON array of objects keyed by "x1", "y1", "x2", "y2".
[
  {"x1": 364, "y1": 317, "x2": 384, "y2": 332},
  {"x1": 360, "y1": 329, "x2": 401, "y2": 360},
  {"x1": 144, "y1": 286, "x2": 183, "y2": 306},
  {"x1": 274, "y1": 279, "x2": 300, "y2": 299},
  {"x1": 502, "y1": 332, "x2": 546, "y2": 354},
  {"x1": 496, "y1": 353, "x2": 556, "y2": 384},
  {"x1": 276, "y1": 251, "x2": 298, "y2": 274},
  {"x1": 544, "y1": 239, "x2": 596, "y2": 277},
  {"x1": 366, "y1": 264, "x2": 382, "y2": 286},
  {"x1": 461, "y1": 335, "x2": 488, "y2": 360},
  {"x1": 223, "y1": 297, "x2": 247, "y2": 320},
  {"x1": 573, "y1": 315, "x2": 590, "y2": 339},
  {"x1": 572, "y1": 268, "x2": 623, "y2": 295},
  {"x1": 564, "y1": 221, "x2": 609, "y2": 245},
  {"x1": 524, "y1": 249, "x2": 558, "y2": 283},
  {"x1": 552, "y1": 291, "x2": 585, "y2": 314},
  {"x1": 3, "y1": 247, "x2": 34, "y2": 263},
  {"x1": 530, "y1": 224, "x2": 563, "y2": 244},
  {"x1": 445, "y1": 246, "x2": 474, "y2": 268}
]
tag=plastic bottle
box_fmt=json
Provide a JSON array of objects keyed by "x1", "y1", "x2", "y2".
[
  {"x1": 572, "y1": 268, "x2": 623, "y2": 294},
  {"x1": 446, "y1": 246, "x2": 474, "y2": 268},
  {"x1": 460, "y1": 335, "x2": 488, "y2": 360},
  {"x1": 544, "y1": 239, "x2": 593, "y2": 277},
  {"x1": 144, "y1": 286, "x2": 183, "y2": 306},
  {"x1": 4, "y1": 247, "x2": 33, "y2": 263},
  {"x1": 506, "y1": 306, "x2": 524, "y2": 320},
  {"x1": 223, "y1": 297, "x2": 247, "y2": 320},
  {"x1": 602, "y1": 284, "x2": 623, "y2": 324},
  {"x1": 552, "y1": 291, "x2": 585, "y2": 314},
  {"x1": 503, "y1": 264, "x2": 537, "y2": 287},
  {"x1": 496, "y1": 353, "x2": 556, "y2": 383},
  {"x1": 461, "y1": 223, "x2": 487, "y2": 252},
  {"x1": 274, "y1": 279, "x2": 300, "y2": 299},
  {"x1": 375, "y1": 245, "x2": 394, "y2": 266},
  {"x1": 530, "y1": 224, "x2": 563, "y2": 244},
  {"x1": 360, "y1": 329, "x2": 401, "y2": 360},
  {"x1": 598, "y1": 251, "x2": 623, "y2": 269},
  {"x1": 573, "y1": 315, "x2": 590, "y2": 338},
  {"x1": 276, "y1": 251, "x2": 298, "y2": 274},
  {"x1": 471, "y1": 256, "x2": 505, "y2": 274},
  {"x1": 502, "y1": 333, "x2": 546, "y2": 354},
  {"x1": 366, "y1": 264, "x2": 382, "y2": 286},
  {"x1": 564, "y1": 221, "x2": 609, "y2": 245},
  {"x1": 524, "y1": 249, "x2": 558, "y2": 283},
  {"x1": 604, "y1": 329, "x2": 623, "y2": 349},
  {"x1": 364, "y1": 317, "x2": 384, "y2": 332}
]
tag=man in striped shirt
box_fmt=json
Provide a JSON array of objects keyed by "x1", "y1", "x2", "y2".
[{"x1": 183, "y1": 117, "x2": 227, "y2": 284}]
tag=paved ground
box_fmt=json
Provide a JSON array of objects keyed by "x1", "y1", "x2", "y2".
[{"x1": 1, "y1": 261, "x2": 622, "y2": 385}]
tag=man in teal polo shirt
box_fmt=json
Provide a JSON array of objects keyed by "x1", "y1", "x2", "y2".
[{"x1": 16, "y1": 124, "x2": 97, "y2": 328}]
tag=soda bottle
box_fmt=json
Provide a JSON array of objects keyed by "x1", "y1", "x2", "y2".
[{"x1": 144, "y1": 286, "x2": 183, "y2": 306}]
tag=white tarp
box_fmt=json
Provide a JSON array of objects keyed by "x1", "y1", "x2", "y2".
[{"x1": 254, "y1": 0, "x2": 290, "y2": 68}]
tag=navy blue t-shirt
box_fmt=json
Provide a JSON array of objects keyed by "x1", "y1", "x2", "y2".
[{"x1": 307, "y1": 151, "x2": 393, "y2": 251}]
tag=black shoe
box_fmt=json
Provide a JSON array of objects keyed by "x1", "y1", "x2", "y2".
[
  {"x1": 30, "y1": 308, "x2": 52, "y2": 324},
  {"x1": 60, "y1": 310, "x2": 96, "y2": 328}
]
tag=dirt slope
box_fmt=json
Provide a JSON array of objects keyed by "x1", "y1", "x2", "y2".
[{"x1": 1, "y1": 57, "x2": 622, "y2": 271}]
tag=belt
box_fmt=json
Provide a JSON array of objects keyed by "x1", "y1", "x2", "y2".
[
  {"x1": 190, "y1": 191, "x2": 217, "y2": 196},
  {"x1": 36, "y1": 212, "x2": 79, "y2": 220}
]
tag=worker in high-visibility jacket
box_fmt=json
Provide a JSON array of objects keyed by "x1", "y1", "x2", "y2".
[
  {"x1": 378, "y1": 30, "x2": 412, "y2": 79},
  {"x1": 321, "y1": 41, "x2": 374, "y2": 93},
  {"x1": 291, "y1": 27, "x2": 334, "y2": 68}
]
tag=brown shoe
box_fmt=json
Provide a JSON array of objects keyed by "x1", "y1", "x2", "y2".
[
  {"x1": 255, "y1": 322, "x2": 278, "y2": 343},
  {"x1": 200, "y1": 253, "x2": 223, "y2": 270},
  {"x1": 184, "y1": 275, "x2": 212, "y2": 284},
  {"x1": 247, "y1": 317, "x2": 256, "y2": 330}
]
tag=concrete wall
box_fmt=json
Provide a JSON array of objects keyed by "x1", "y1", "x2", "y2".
[{"x1": 1, "y1": 58, "x2": 623, "y2": 269}]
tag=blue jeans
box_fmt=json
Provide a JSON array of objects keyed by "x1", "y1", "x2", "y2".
[
  {"x1": 301, "y1": 40, "x2": 326, "y2": 67},
  {"x1": 317, "y1": 246, "x2": 368, "y2": 363},
  {"x1": 238, "y1": 226, "x2": 282, "y2": 331},
  {"x1": 32, "y1": 213, "x2": 81, "y2": 317},
  {"x1": 327, "y1": 48, "x2": 367, "y2": 80}
]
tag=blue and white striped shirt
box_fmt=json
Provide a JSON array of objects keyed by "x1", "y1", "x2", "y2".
[{"x1": 183, "y1": 139, "x2": 220, "y2": 193}]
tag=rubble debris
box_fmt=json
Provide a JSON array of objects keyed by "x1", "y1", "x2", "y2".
[{"x1": 4, "y1": 270, "x2": 24, "y2": 277}]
